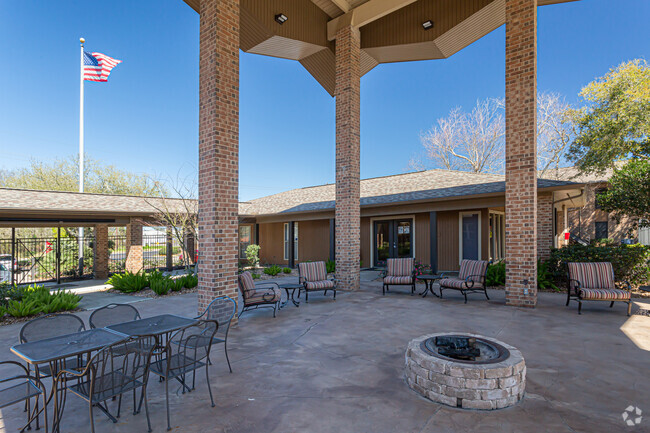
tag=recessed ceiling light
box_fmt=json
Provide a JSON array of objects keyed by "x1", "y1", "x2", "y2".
[
  {"x1": 422, "y1": 20, "x2": 433, "y2": 30},
  {"x1": 275, "y1": 13, "x2": 288, "y2": 25}
]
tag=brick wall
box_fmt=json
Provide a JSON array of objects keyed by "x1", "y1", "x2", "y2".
[
  {"x1": 504, "y1": 0, "x2": 538, "y2": 308},
  {"x1": 125, "y1": 218, "x2": 143, "y2": 273},
  {"x1": 197, "y1": 0, "x2": 240, "y2": 318},
  {"x1": 334, "y1": 25, "x2": 361, "y2": 291},
  {"x1": 94, "y1": 224, "x2": 109, "y2": 280},
  {"x1": 537, "y1": 193, "x2": 553, "y2": 260}
]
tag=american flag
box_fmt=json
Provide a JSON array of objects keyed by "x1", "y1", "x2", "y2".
[{"x1": 83, "y1": 51, "x2": 121, "y2": 82}]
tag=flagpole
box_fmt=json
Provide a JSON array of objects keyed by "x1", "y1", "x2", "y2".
[{"x1": 78, "y1": 37, "x2": 85, "y2": 277}]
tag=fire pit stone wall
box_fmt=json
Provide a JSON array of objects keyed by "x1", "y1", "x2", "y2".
[{"x1": 405, "y1": 333, "x2": 526, "y2": 410}]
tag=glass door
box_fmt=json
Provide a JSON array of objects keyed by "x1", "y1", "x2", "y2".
[{"x1": 373, "y1": 219, "x2": 413, "y2": 266}]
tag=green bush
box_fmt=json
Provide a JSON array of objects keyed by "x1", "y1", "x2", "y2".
[
  {"x1": 246, "y1": 244, "x2": 261, "y2": 268},
  {"x1": 0, "y1": 284, "x2": 81, "y2": 318},
  {"x1": 487, "y1": 261, "x2": 506, "y2": 287},
  {"x1": 148, "y1": 271, "x2": 173, "y2": 296},
  {"x1": 548, "y1": 244, "x2": 650, "y2": 287},
  {"x1": 282, "y1": 267, "x2": 292, "y2": 274},
  {"x1": 183, "y1": 273, "x2": 198, "y2": 288},
  {"x1": 171, "y1": 277, "x2": 185, "y2": 292},
  {"x1": 263, "y1": 265, "x2": 282, "y2": 276},
  {"x1": 325, "y1": 259, "x2": 336, "y2": 274},
  {"x1": 251, "y1": 273, "x2": 261, "y2": 280},
  {"x1": 106, "y1": 271, "x2": 149, "y2": 293},
  {"x1": 537, "y1": 260, "x2": 557, "y2": 291}
]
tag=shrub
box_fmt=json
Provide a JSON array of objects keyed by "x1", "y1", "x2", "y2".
[
  {"x1": 148, "y1": 271, "x2": 173, "y2": 296},
  {"x1": 282, "y1": 267, "x2": 292, "y2": 274},
  {"x1": 245, "y1": 244, "x2": 261, "y2": 268},
  {"x1": 486, "y1": 261, "x2": 506, "y2": 287},
  {"x1": 251, "y1": 273, "x2": 261, "y2": 280},
  {"x1": 548, "y1": 243, "x2": 650, "y2": 287},
  {"x1": 263, "y1": 265, "x2": 282, "y2": 276},
  {"x1": 537, "y1": 260, "x2": 557, "y2": 291},
  {"x1": 325, "y1": 259, "x2": 336, "y2": 274},
  {"x1": 171, "y1": 277, "x2": 185, "y2": 292},
  {"x1": 1, "y1": 285, "x2": 81, "y2": 318},
  {"x1": 414, "y1": 260, "x2": 431, "y2": 277},
  {"x1": 183, "y1": 273, "x2": 198, "y2": 288},
  {"x1": 106, "y1": 271, "x2": 149, "y2": 293}
]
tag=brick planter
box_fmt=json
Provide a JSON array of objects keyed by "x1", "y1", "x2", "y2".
[{"x1": 405, "y1": 333, "x2": 526, "y2": 410}]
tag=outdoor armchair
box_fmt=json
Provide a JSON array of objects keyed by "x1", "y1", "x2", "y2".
[
  {"x1": 149, "y1": 320, "x2": 218, "y2": 431},
  {"x1": 439, "y1": 259, "x2": 491, "y2": 303},
  {"x1": 54, "y1": 335, "x2": 157, "y2": 433},
  {"x1": 298, "y1": 261, "x2": 336, "y2": 302},
  {"x1": 381, "y1": 258, "x2": 416, "y2": 296},
  {"x1": 238, "y1": 271, "x2": 282, "y2": 318},
  {"x1": 0, "y1": 360, "x2": 48, "y2": 433},
  {"x1": 195, "y1": 295, "x2": 237, "y2": 373},
  {"x1": 566, "y1": 262, "x2": 632, "y2": 315}
]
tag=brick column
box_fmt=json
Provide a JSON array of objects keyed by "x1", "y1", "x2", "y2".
[
  {"x1": 197, "y1": 0, "x2": 240, "y2": 317},
  {"x1": 125, "y1": 218, "x2": 143, "y2": 273},
  {"x1": 184, "y1": 228, "x2": 196, "y2": 265},
  {"x1": 335, "y1": 25, "x2": 361, "y2": 291},
  {"x1": 166, "y1": 226, "x2": 173, "y2": 270},
  {"x1": 505, "y1": 0, "x2": 538, "y2": 307},
  {"x1": 537, "y1": 193, "x2": 553, "y2": 261},
  {"x1": 94, "y1": 224, "x2": 109, "y2": 280}
]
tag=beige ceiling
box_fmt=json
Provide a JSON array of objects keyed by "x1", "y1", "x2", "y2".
[{"x1": 183, "y1": 0, "x2": 580, "y2": 96}]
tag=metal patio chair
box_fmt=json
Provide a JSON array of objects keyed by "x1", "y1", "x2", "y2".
[
  {"x1": 238, "y1": 271, "x2": 282, "y2": 317},
  {"x1": 195, "y1": 295, "x2": 236, "y2": 373},
  {"x1": 54, "y1": 335, "x2": 157, "y2": 433},
  {"x1": 380, "y1": 258, "x2": 416, "y2": 295},
  {"x1": 149, "y1": 320, "x2": 219, "y2": 431},
  {"x1": 298, "y1": 261, "x2": 336, "y2": 302},
  {"x1": 438, "y1": 259, "x2": 491, "y2": 303},
  {"x1": 566, "y1": 262, "x2": 632, "y2": 315},
  {"x1": 89, "y1": 303, "x2": 141, "y2": 329},
  {"x1": 0, "y1": 360, "x2": 48, "y2": 433},
  {"x1": 20, "y1": 313, "x2": 86, "y2": 430}
]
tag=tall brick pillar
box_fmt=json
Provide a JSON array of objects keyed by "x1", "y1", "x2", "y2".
[
  {"x1": 125, "y1": 218, "x2": 143, "y2": 273},
  {"x1": 505, "y1": 0, "x2": 538, "y2": 307},
  {"x1": 94, "y1": 224, "x2": 109, "y2": 280},
  {"x1": 197, "y1": 0, "x2": 240, "y2": 317},
  {"x1": 334, "y1": 25, "x2": 361, "y2": 291}
]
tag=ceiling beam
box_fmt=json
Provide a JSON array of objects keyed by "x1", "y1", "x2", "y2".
[
  {"x1": 327, "y1": 0, "x2": 418, "y2": 40},
  {"x1": 330, "y1": 0, "x2": 351, "y2": 13}
]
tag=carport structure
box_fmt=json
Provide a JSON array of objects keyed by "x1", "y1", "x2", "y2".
[{"x1": 183, "y1": 0, "x2": 581, "y2": 315}]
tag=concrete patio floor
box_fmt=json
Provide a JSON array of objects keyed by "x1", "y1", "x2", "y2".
[{"x1": 0, "y1": 281, "x2": 648, "y2": 432}]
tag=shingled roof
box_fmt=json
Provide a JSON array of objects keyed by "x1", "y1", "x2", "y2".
[{"x1": 241, "y1": 169, "x2": 580, "y2": 216}]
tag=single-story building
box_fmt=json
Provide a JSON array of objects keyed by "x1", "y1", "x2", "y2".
[{"x1": 238, "y1": 169, "x2": 587, "y2": 273}]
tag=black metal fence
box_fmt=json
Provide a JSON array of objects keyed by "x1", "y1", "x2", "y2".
[
  {"x1": 108, "y1": 234, "x2": 127, "y2": 274},
  {"x1": 0, "y1": 229, "x2": 94, "y2": 285},
  {"x1": 142, "y1": 230, "x2": 184, "y2": 271}
]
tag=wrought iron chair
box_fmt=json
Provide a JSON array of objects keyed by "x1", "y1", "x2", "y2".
[
  {"x1": 195, "y1": 295, "x2": 236, "y2": 373},
  {"x1": 89, "y1": 303, "x2": 141, "y2": 329},
  {"x1": 20, "y1": 313, "x2": 86, "y2": 430},
  {"x1": 149, "y1": 320, "x2": 218, "y2": 431},
  {"x1": 298, "y1": 261, "x2": 337, "y2": 302},
  {"x1": 0, "y1": 360, "x2": 48, "y2": 433},
  {"x1": 380, "y1": 258, "x2": 416, "y2": 295},
  {"x1": 238, "y1": 271, "x2": 282, "y2": 317},
  {"x1": 566, "y1": 262, "x2": 632, "y2": 315},
  {"x1": 54, "y1": 335, "x2": 157, "y2": 433},
  {"x1": 439, "y1": 259, "x2": 491, "y2": 303}
]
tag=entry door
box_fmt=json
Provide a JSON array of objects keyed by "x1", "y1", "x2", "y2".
[
  {"x1": 460, "y1": 213, "x2": 480, "y2": 261},
  {"x1": 373, "y1": 219, "x2": 413, "y2": 267}
]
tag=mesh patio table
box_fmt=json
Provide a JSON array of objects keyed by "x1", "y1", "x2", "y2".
[
  {"x1": 105, "y1": 314, "x2": 197, "y2": 337},
  {"x1": 11, "y1": 328, "x2": 127, "y2": 433},
  {"x1": 278, "y1": 283, "x2": 302, "y2": 308}
]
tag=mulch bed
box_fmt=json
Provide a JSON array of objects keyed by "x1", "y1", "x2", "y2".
[
  {"x1": 0, "y1": 308, "x2": 84, "y2": 326},
  {"x1": 107, "y1": 286, "x2": 198, "y2": 298}
]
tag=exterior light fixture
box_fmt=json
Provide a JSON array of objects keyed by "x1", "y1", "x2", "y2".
[
  {"x1": 275, "y1": 13, "x2": 288, "y2": 24},
  {"x1": 422, "y1": 20, "x2": 434, "y2": 30}
]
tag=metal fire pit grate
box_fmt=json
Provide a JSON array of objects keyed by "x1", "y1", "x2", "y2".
[{"x1": 421, "y1": 334, "x2": 510, "y2": 365}]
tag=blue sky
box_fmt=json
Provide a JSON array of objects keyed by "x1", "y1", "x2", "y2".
[{"x1": 0, "y1": 0, "x2": 648, "y2": 201}]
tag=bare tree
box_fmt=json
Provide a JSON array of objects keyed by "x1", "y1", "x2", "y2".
[
  {"x1": 412, "y1": 93, "x2": 574, "y2": 176},
  {"x1": 144, "y1": 175, "x2": 198, "y2": 271},
  {"x1": 536, "y1": 92, "x2": 576, "y2": 179},
  {"x1": 418, "y1": 98, "x2": 505, "y2": 174}
]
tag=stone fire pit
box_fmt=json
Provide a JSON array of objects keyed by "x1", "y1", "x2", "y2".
[{"x1": 405, "y1": 333, "x2": 526, "y2": 410}]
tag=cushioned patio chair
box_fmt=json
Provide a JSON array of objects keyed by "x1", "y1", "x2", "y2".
[
  {"x1": 380, "y1": 258, "x2": 416, "y2": 296},
  {"x1": 439, "y1": 259, "x2": 491, "y2": 303},
  {"x1": 238, "y1": 271, "x2": 282, "y2": 318},
  {"x1": 566, "y1": 262, "x2": 632, "y2": 315},
  {"x1": 298, "y1": 261, "x2": 336, "y2": 302}
]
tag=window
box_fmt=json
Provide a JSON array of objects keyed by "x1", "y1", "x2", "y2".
[
  {"x1": 283, "y1": 223, "x2": 298, "y2": 261},
  {"x1": 595, "y1": 221, "x2": 608, "y2": 240},
  {"x1": 594, "y1": 188, "x2": 607, "y2": 210},
  {"x1": 239, "y1": 225, "x2": 251, "y2": 259}
]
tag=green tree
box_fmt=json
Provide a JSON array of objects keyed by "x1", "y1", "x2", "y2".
[
  {"x1": 598, "y1": 158, "x2": 650, "y2": 228},
  {"x1": 0, "y1": 155, "x2": 163, "y2": 196},
  {"x1": 567, "y1": 59, "x2": 650, "y2": 174}
]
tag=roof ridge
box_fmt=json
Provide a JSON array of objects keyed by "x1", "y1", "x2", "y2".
[{"x1": 0, "y1": 187, "x2": 187, "y2": 201}]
